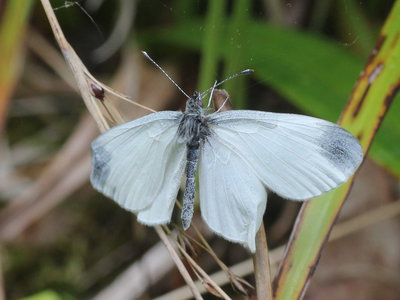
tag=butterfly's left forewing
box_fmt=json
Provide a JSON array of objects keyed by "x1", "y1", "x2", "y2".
[
  {"x1": 91, "y1": 111, "x2": 186, "y2": 225},
  {"x1": 206, "y1": 110, "x2": 363, "y2": 201}
]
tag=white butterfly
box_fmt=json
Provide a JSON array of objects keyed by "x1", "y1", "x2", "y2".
[{"x1": 90, "y1": 54, "x2": 363, "y2": 252}]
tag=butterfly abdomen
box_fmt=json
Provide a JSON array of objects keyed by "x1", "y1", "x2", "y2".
[
  {"x1": 178, "y1": 110, "x2": 204, "y2": 229},
  {"x1": 181, "y1": 140, "x2": 199, "y2": 229}
]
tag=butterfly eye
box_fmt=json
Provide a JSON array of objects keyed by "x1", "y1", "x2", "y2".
[{"x1": 197, "y1": 97, "x2": 204, "y2": 108}]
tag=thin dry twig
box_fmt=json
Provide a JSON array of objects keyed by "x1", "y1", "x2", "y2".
[
  {"x1": 188, "y1": 224, "x2": 254, "y2": 294},
  {"x1": 168, "y1": 200, "x2": 254, "y2": 297},
  {"x1": 175, "y1": 242, "x2": 232, "y2": 300},
  {"x1": 155, "y1": 245, "x2": 285, "y2": 300},
  {"x1": 253, "y1": 223, "x2": 273, "y2": 300},
  {"x1": 175, "y1": 198, "x2": 250, "y2": 292},
  {"x1": 155, "y1": 226, "x2": 203, "y2": 300}
]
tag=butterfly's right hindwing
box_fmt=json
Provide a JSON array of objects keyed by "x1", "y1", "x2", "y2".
[
  {"x1": 199, "y1": 135, "x2": 268, "y2": 252},
  {"x1": 91, "y1": 111, "x2": 186, "y2": 225}
]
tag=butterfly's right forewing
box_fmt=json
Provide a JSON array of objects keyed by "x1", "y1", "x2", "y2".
[
  {"x1": 207, "y1": 110, "x2": 363, "y2": 201},
  {"x1": 91, "y1": 111, "x2": 186, "y2": 225}
]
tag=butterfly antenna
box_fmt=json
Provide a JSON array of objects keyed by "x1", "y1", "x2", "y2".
[
  {"x1": 206, "y1": 81, "x2": 218, "y2": 108},
  {"x1": 142, "y1": 51, "x2": 190, "y2": 99},
  {"x1": 200, "y1": 69, "x2": 254, "y2": 98},
  {"x1": 215, "y1": 95, "x2": 230, "y2": 113}
]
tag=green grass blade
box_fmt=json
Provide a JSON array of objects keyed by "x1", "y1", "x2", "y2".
[
  {"x1": 273, "y1": 1, "x2": 400, "y2": 298},
  {"x1": 197, "y1": 0, "x2": 226, "y2": 95},
  {"x1": 222, "y1": 0, "x2": 250, "y2": 109},
  {"x1": 0, "y1": 0, "x2": 34, "y2": 132}
]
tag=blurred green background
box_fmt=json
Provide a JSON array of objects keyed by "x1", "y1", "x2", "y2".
[{"x1": 0, "y1": 0, "x2": 398, "y2": 299}]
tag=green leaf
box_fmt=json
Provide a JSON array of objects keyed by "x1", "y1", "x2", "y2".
[
  {"x1": 139, "y1": 18, "x2": 400, "y2": 176},
  {"x1": 19, "y1": 290, "x2": 63, "y2": 300}
]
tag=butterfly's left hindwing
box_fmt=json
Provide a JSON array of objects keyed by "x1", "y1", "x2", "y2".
[{"x1": 91, "y1": 111, "x2": 186, "y2": 225}]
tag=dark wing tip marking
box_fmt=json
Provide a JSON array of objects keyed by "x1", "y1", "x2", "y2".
[
  {"x1": 319, "y1": 125, "x2": 363, "y2": 174},
  {"x1": 91, "y1": 144, "x2": 112, "y2": 188}
]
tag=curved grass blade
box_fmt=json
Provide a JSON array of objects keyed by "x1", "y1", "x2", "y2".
[{"x1": 272, "y1": 1, "x2": 400, "y2": 299}]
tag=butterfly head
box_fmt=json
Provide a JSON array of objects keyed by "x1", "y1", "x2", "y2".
[{"x1": 185, "y1": 92, "x2": 203, "y2": 114}]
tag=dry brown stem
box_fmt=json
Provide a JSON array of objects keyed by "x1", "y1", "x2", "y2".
[{"x1": 253, "y1": 223, "x2": 273, "y2": 300}]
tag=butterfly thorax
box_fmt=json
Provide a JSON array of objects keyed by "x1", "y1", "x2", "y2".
[{"x1": 177, "y1": 92, "x2": 212, "y2": 145}]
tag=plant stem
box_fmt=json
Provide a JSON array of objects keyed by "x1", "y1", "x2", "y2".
[
  {"x1": 155, "y1": 226, "x2": 203, "y2": 300},
  {"x1": 253, "y1": 223, "x2": 273, "y2": 300}
]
